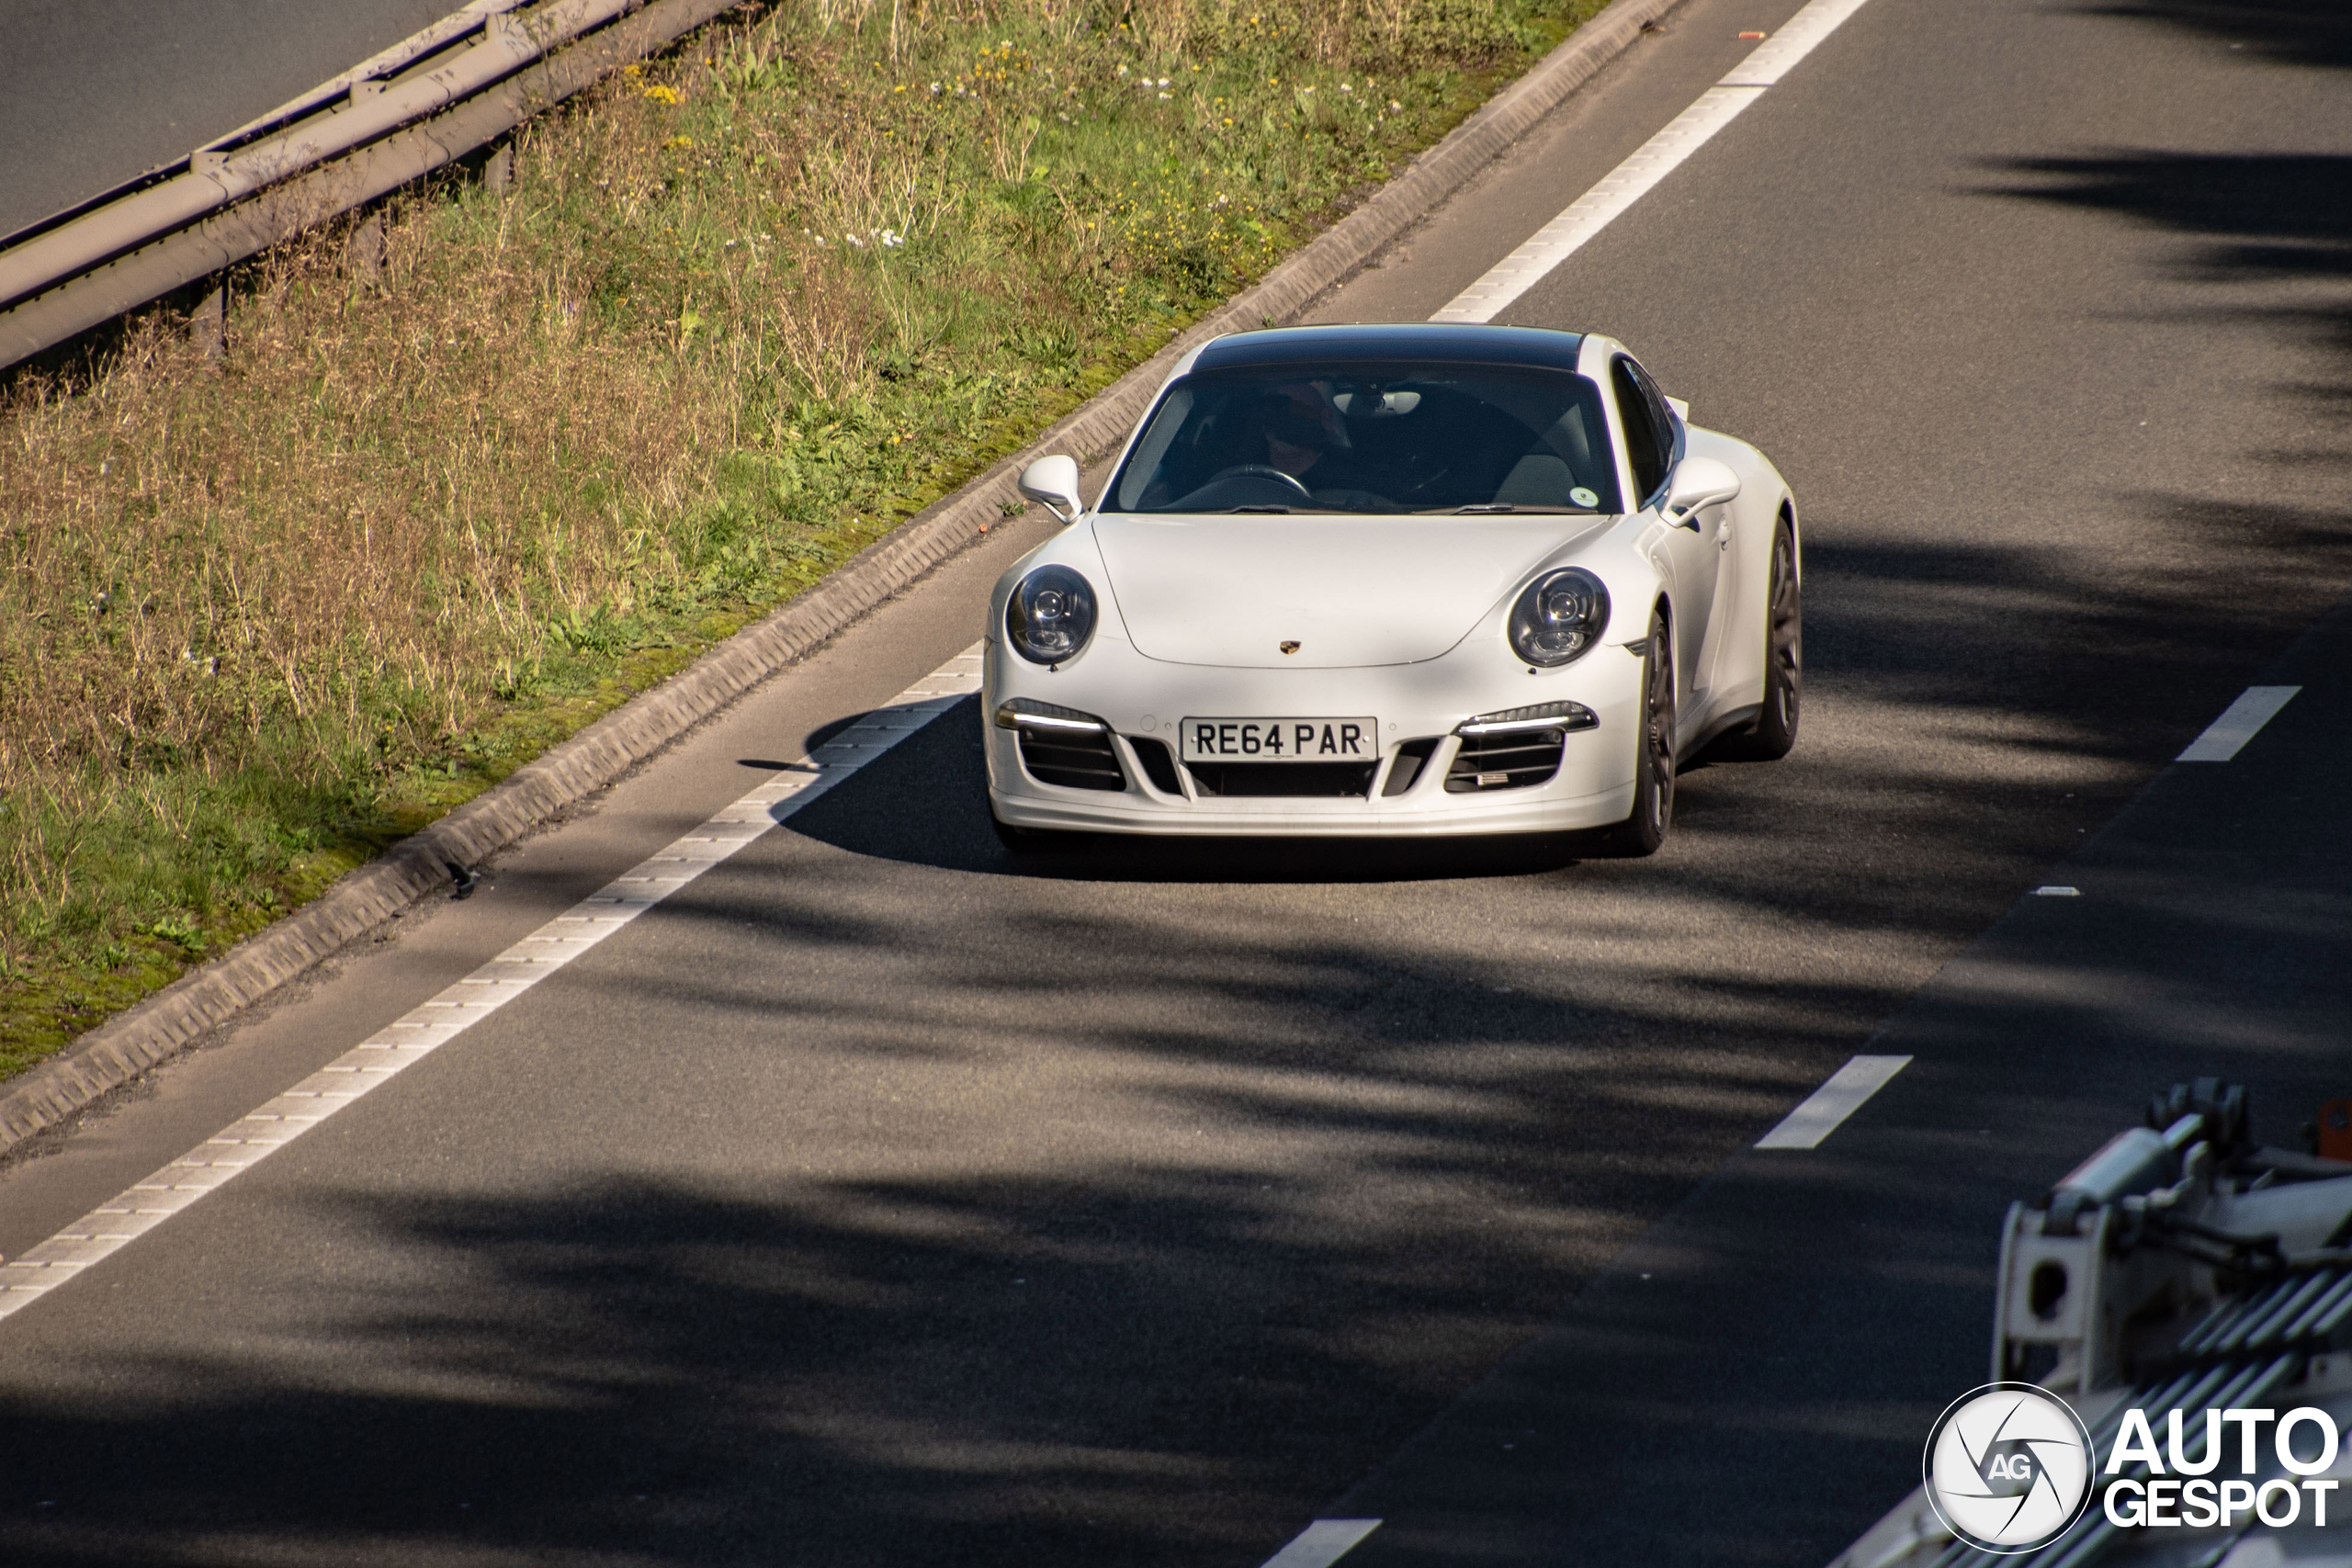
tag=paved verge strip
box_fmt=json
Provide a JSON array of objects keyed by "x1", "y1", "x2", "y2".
[
  {"x1": 0, "y1": 0, "x2": 1689, "y2": 1157},
  {"x1": 0, "y1": 649, "x2": 983, "y2": 1318}
]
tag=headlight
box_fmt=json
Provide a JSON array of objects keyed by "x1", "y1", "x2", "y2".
[
  {"x1": 1509, "y1": 568, "x2": 1610, "y2": 667},
  {"x1": 1005, "y1": 565, "x2": 1098, "y2": 664}
]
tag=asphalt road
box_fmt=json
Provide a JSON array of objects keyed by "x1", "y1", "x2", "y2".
[
  {"x1": 4, "y1": 0, "x2": 2350, "y2": 1564},
  {"x1": 0, "y1": 0, "x2": 449, "y2": 242}
]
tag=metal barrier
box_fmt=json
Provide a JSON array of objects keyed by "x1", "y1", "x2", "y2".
[{"x1": 0, "y1": 0, "x2": 739, "y2": 372}]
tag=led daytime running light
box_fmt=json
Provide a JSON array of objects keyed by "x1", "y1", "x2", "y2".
[
  {"x1": 995, "y1": 698, "x2": 1106, "y2": 732},
  {"x1": 1457, "y1": 701, "x2": 1597, "y2": 736}
]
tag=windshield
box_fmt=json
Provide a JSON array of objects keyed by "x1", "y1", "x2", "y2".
[{"x1": 1105, "y1": 362, "x2": 1621, "y2": 515}]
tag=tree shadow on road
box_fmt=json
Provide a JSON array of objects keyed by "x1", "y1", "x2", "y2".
[{"x1": 2076, "y1": 0, "x2": 2352, "y2": 70}]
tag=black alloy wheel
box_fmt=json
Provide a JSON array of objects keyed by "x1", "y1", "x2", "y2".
[
  {"x1": 1713, "y1": 513, "x2": 1802, "y2": 761},
  {"x1": 1597, "y1": 606, "x2": 1675, "y2": 856}
]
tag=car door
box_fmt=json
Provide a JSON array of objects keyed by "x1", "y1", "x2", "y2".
[{"x1": 1611, "y1": 355, "x2": 1720, "y2": 726}]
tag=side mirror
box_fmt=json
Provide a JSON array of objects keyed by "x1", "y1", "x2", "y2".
[
  {"x1": 1663, "y1": 456, "x2": 1740, "y2": 525},
  {"x1": 1017, "y1": 455, "x2": 1084, "y2": 525},
  {"x1": 1664, "y1": 395, "x2": 1690, "y2": 423}
]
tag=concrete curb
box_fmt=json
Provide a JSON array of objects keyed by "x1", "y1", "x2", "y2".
[{"x1": 0, "y1": 0, "x2": 1685, "y2": 1156}]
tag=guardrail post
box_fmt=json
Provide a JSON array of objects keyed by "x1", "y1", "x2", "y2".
[
  {"x1": 484, "y1": 143, "x2": 514, "y2": 197},
  {"x1": 189, "y1": 280, "x2": 226, "y2": 359},
  {"x1": 344, "y1": 212, "x2": 386, "y2": 288}
]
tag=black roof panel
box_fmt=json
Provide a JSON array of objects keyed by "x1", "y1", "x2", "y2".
[{"x1": 1193, "y1": 322, "x2": 1586, "y2": 373}]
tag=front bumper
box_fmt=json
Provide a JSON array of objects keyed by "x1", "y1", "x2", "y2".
[{"x1": 983, "y1": 634, "x2": 1644, "y2": 838}]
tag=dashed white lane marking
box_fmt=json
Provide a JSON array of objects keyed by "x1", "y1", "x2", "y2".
[
  {"x1": 2034, "y1": 886, "x2": 2080, "y2": 897},
  {"x1": 0, "y1": 645, "x2": 986, "y2": 1324},
  {"x1": 1430, "y1": 0, "x2": 1879, "y2": 323},
  {"x1": 1259, "y1": 1519, "x2": 1383, "y2": 1568},
  {"x1": 1755, "y1": 1055, "x2": 1910, "y2": 1150},
  {"x1": 2176, "y1": 685, "x2": 2301, "y2": 762}
]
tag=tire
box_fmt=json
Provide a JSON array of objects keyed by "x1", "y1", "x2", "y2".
[
  {"x1": 1712, "y1": 514, "x2": 1801, "y2": 761},
  {"x1": 1596, "y1": 606, "x2": 1675, "y2": 857}
]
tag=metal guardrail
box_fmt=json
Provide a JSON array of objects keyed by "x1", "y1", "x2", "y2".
[{"x1": 0, "y1": 0, "x2": 741, "y2": 373}]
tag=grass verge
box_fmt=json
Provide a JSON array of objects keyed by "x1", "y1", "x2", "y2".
[{"x1": 0, "y1": 0, "x2": 1606, "y2": 1079}]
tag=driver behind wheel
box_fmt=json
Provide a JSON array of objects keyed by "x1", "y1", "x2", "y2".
[{"x1": 1253, "y1": 383, "x2": 1351, "y2": 480}]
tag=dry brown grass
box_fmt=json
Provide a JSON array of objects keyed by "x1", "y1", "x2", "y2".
[{"x1": 0, "y1": 0, "x2": 1599, "y2": 1073}]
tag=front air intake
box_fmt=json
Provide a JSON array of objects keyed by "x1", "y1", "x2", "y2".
[
  {"x1": 1018, "y1": 727, "x2": 1126, "y2": 791},
  {"x1": 1445, "y1": 728, "x2": 1566, "y2": 792},
  {"x1": 1186, "y1": 761, "x2": 1377, "y2": 797},
  {"x1": 1130, "y1": 737, "x2": 1184, "y2": 795}
]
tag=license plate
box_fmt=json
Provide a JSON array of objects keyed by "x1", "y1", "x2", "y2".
[{"x1": 1179, "y1": 717, "x2": 1379, "y2": 762}]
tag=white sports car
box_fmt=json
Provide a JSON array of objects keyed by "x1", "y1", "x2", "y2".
[{"x1": 982, "y1": 323, "x2": 1800, "y2": 853}]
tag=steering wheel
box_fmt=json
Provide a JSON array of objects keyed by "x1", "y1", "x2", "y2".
[{"x1": 1207, "y1": 465, "x2": 1314, "y2": 500}]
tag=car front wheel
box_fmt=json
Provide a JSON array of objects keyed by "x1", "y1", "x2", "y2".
[
  {"x1": 1713, "y1": 513, "x2": 1801, "y2": 761},
  {"x1": 1595, "y1": 606, "x2": 1675, "y2": 857}
]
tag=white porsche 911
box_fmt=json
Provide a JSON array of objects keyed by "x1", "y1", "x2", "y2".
[{"x1": 982, "y1": 323, "x2": 1800, "y2": 854}]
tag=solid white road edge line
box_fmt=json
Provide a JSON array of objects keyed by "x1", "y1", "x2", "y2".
[
  {"x1": 0, "y1": 645, "x2": 986, "y2": 1324},
  {"x1": 2176, "y1": 685, "x2": 2301, "y2": 762},
  {"x1": 1260, "y1": 1519, "x2": 1384, "y2": 1568},
  {"x1": 1755, "y1": 1055, "x2": 1911, "y2": 1150},
  {"x1": 1430, "y1": 0, "x2": 1879, "y2": 323}
]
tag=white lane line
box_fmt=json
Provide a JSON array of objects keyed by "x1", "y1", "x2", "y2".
[
  {"x1": 2033, "y1": 886, "x2": 2080, "y2": 897},
  {"x1": 1260, "y1": 1519, "x2": 1383, "y2": 1568},
  {"x1": 2176, "y1": 685, "x2": 2300, "y2": 762},
  {"x1": 0, "y1": 646, "x2": 985, "y2": 1323},
  {"x1": 1755, "y1": 1055, "x2": 1910, "y2": 1150},
  {"x1": 1430, "y1": 0, "x2": 1879, "y2": 323}
]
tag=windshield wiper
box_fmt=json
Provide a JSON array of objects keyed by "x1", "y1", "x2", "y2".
[
  {"x1": 1416, "y1": 503, "x2": 1587, "y2": 514},
  {"x1": 1222, "y1": 504, "x2": 1294, "y2": 513}
]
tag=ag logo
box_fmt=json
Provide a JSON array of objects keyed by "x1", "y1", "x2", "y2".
[
  {"x1": 1979, "y1": 1439, "x2": 2042, "y2": 1494},
  {"x1": 1923, "y1": 1383, "x2": 2094, "y2": 1553}
]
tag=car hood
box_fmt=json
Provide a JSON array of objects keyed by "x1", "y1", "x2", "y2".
[{"x1": 1092, "y1": 513, "x2": 1603, "y2": 669}]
